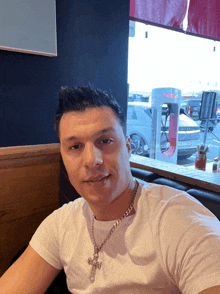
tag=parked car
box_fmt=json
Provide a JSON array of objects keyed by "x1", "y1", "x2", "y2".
[
  {"x1": 181, "y1": 98, "x2": 218, "y2": 131},
  {"x1": 180, "y1": 99, "x2": 201, "y2": 120},
  {"x1": 127, "y1": 102, "x2": 201, "y2": 160}
]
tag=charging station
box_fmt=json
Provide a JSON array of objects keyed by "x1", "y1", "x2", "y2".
[{"x1": 150, "y1": 87, "x2": 181, "y2": 164}]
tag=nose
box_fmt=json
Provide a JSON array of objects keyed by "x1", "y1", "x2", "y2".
[{"x1": 83, "y1": 143, "x2": 103, "y2": 169}]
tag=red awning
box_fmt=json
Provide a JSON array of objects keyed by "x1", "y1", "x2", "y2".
[
  {"x1": 130, "y1": 0, "x2": 220, "y2": 41},
  {"x1": 187, "y1": 0, "x2": 220, "y2": 41},
  {"x1": 130, "y1": 0, "x2": 188, "y2": 29}
]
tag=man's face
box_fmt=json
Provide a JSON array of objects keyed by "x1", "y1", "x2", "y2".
[{"x1": 59, "y1": 106, "x2": 132, "y2": 207}]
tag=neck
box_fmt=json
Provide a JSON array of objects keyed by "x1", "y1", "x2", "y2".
[
  {"x1": 94, "y1": 207, "x2": 136, "y2": 222},
  {"x1": 90, "y1": 178, "x2": 137, "y2": 221}
]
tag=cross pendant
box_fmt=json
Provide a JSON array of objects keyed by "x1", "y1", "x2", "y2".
[{"x1": 88, "y1": 246, "x2": 102, "y2": 282}]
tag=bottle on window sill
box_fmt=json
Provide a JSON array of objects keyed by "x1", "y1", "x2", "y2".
[
  {"x1": 212, "y1": 163, "x2": 218, "y2": 173},
  {"x1": 213, "y1": 157, "x2": 219, "y2": 173}
]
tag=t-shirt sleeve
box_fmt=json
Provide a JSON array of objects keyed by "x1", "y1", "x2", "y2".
[
  {"x1": 29, "y1": 208, "x2": 63, "y2": 270},
  {"x1": 152, "y1": 186, "x2": 220, "y2": 294}
]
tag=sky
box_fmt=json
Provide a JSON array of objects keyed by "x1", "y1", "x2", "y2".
[{"x1": 128, "y1": 21, "x2": 220, "y2": 95}]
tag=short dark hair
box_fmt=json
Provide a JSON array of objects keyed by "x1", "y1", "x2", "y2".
[{"x1": 54, "y1": 84, "x2": 125, "y2": 139}]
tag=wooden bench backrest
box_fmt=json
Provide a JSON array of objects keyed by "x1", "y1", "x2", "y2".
[{"x1": 0, "y1": 144, "x2": 61, "y2": 276}]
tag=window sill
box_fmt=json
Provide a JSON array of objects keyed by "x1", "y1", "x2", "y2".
[{"x1": 130, "y1": 154, "x2": 220, "y2": 194}]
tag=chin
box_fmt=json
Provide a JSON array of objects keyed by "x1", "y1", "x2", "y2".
[{"x1": 81, "y1": 187, "x2": 114, "y2": 206}]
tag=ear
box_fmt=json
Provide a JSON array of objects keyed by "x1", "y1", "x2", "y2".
[{"x1": 125, "y1": 136, "x2": 131, "y2": 157}]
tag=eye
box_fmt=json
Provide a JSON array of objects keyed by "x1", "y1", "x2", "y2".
[
  {"x1": 70, "y1": 144, "x2": 81, "y2": 150},
  {"x1": 101, "y1": 138, "x2": 114, "y2": 144}
]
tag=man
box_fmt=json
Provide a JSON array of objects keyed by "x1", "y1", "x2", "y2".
[{"x1": 0, "y1": 85, "x2": 220, "y2": 293}]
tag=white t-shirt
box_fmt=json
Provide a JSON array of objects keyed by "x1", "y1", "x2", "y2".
[{"x1": 29, "y1": 180, "x2": 220, "y2": 294}]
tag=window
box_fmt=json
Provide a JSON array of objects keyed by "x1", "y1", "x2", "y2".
[{"x1": 127, "y1": 21, "x2": 220, "y2": 169}]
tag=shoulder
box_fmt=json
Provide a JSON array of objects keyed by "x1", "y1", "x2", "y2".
[
  {"x1": 136, "y1": 180, "x2": 186, "y2": 208},
  {"x1": 51, "y1": 197, "x2": 85, "y2": 220},
  {"x1": 32, "y1": 197, "x2": 86, "y2": 236},
  {"x1": 136, "y1": 182, "x2": 220, "y2": 294},
  {"x1": 59, "y1": 197, "x2": 84, "y2": 211},
  {"x1": 136, "y1": 180, "x2": 218, "y2": 225},
  {"x1": 139, "y1": 181, "x2": 203, "y2": 208},
  {"x1": 138, "y1": 181, "x2": 220, "y2": 252}
]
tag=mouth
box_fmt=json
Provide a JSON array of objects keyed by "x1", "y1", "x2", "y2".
[{"x1": 85, "y1": 174, "x2": 111, "y2": 184}]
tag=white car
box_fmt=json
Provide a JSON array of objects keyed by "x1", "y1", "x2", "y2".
[{"x1": 127, "y1": 102, "x2": 201, "y2": 160}]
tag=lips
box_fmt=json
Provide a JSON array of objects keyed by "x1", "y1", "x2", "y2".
[{"x1": 85, "y1": 175, "x2": 110, "y2": 183}]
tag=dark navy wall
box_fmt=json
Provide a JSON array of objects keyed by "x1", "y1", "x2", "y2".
[{"x1": 0, "y1": 0, "x2": 130, "y2": 147}]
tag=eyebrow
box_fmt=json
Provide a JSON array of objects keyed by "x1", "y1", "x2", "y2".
[{"x1": 63, "y1": 127, "x2": 116, "y2": 143}]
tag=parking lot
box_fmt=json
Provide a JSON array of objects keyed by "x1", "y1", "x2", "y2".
[{"x1": 178, "y1": 121, "x2": 220, "y2": 167}]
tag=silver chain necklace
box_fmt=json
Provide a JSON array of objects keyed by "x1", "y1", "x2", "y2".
[{"x1": 88, "y1": 179, "x2": 139, "y2": 283}]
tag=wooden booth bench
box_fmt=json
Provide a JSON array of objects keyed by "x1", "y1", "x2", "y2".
[{"x1": 0, "y1": 144, "x2": 61, "y2": 277}]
